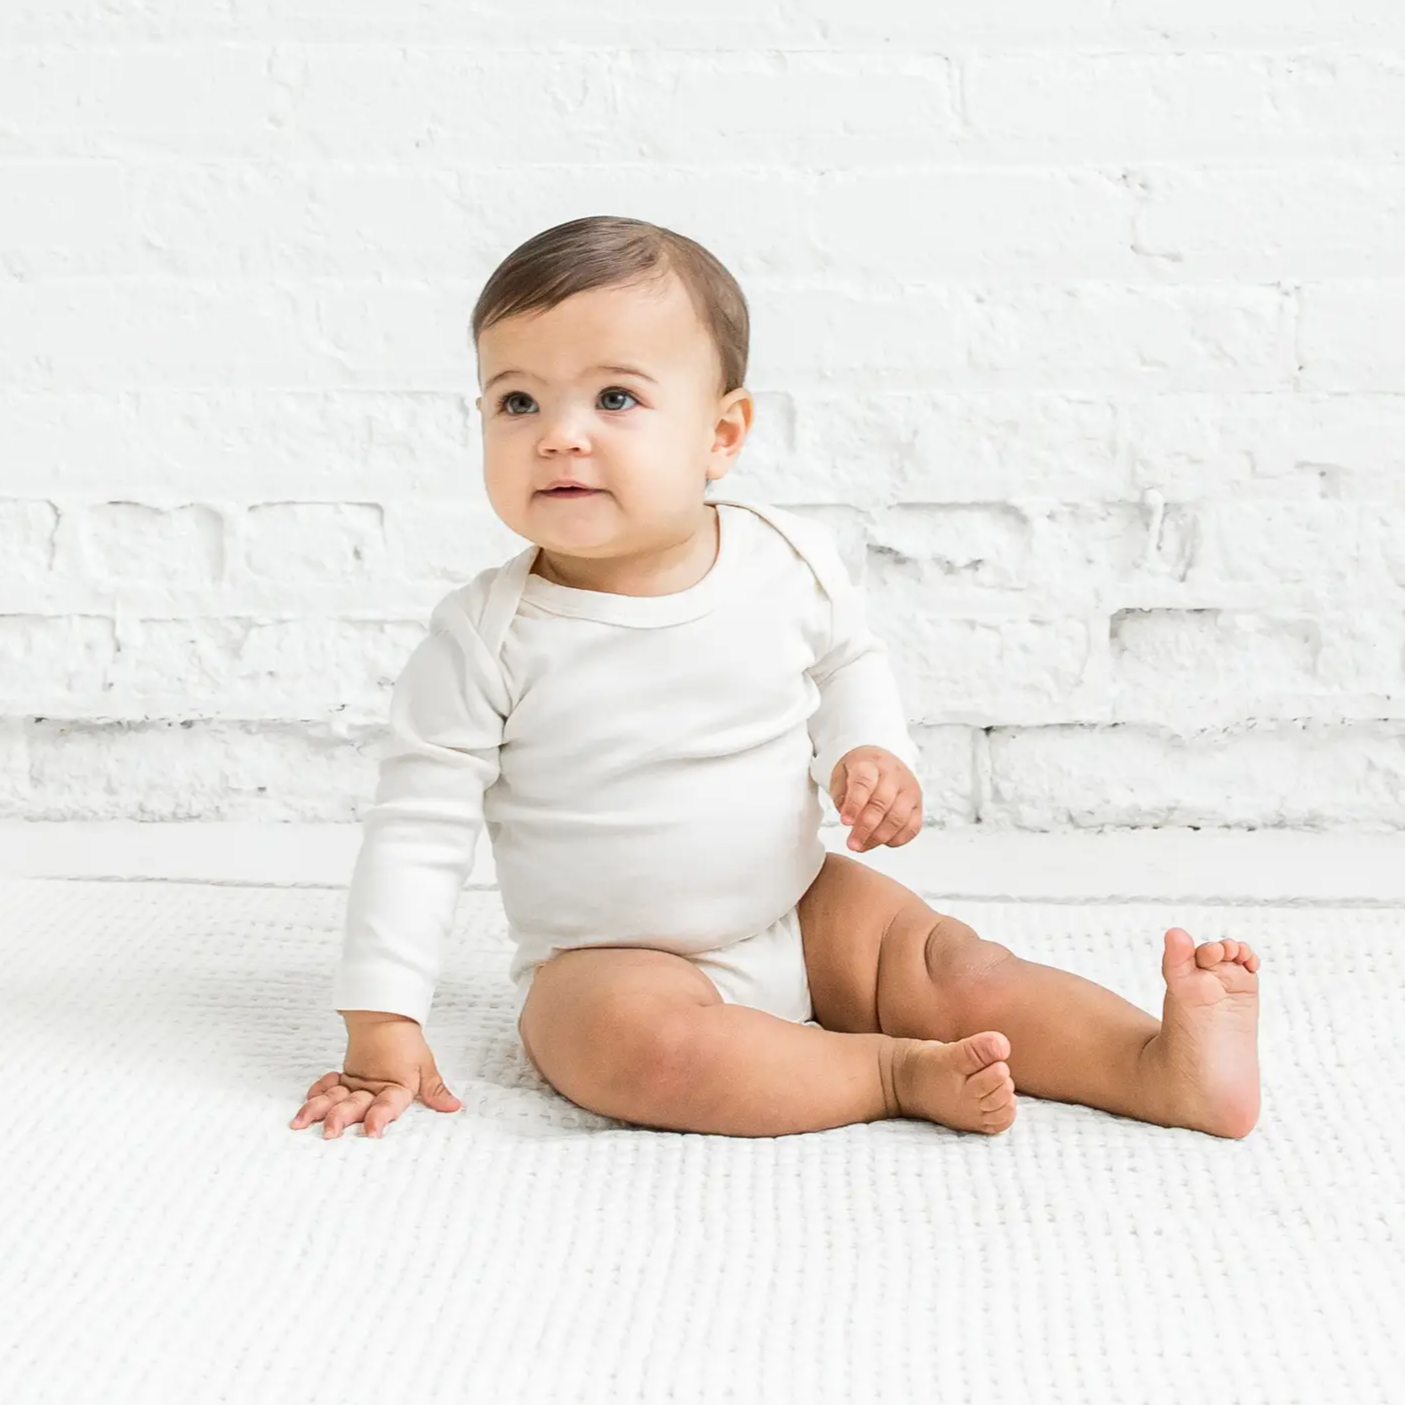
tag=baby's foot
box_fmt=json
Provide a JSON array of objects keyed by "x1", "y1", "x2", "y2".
[
  {"x1": 891, "y1": 1031, "x2": 1017, "y2": 1135},
  {"x1": 1138, "y1": 928, "x2": 1261, "y2": 1139}
]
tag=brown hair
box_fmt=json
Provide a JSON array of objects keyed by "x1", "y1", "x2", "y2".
[{"x1": 470, "y1": 215, "x2": 750, "y2": 399}]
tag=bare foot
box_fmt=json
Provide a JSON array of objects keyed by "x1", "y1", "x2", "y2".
[
  {"x1": 1137, "y1": 927, "x2": 1261, "y2": 1139},
  {"x1": 891, "y1": 1030, "x2": 1018, "y2": 1135}
]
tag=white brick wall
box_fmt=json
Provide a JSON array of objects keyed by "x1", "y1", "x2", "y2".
[{"x1": 3, "y1": 4, "x2": 1405, "y2": 830}]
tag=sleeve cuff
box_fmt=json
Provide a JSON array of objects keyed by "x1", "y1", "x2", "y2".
[
  {"x1": 330, "y1": 962, "x2": 435, "y2": 1029},
  {"x1": 810, "y1": 729, "x2": 921, "y2": 798}
]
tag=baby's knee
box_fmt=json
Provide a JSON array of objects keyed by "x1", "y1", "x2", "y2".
[{"x1": 922, "y1": 914, "x2": 1014, "y2": 991}]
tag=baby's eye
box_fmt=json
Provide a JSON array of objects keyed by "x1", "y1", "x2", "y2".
[{"x1": 496, "y1": 388, "x2": 639, "y2": 416}]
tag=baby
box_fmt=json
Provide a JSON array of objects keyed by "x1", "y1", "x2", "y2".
[{"x1": 290, "y1": 215, "x2": 1261, "y2": 1142}]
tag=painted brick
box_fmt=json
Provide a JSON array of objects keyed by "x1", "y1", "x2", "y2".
[{"x1": 2, "y1": 15, "x2": 1402, "y2": 829}]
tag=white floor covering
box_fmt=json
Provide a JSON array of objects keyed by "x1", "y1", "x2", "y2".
[{"x1": 2, "y1": 874, "x2": 1403, "y2": 1404}]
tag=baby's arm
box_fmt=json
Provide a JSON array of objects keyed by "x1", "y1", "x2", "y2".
[
  {"x1": 804, "y1": 529, "x2": 918, "y2": 797},
  {"x1": 332, "y1": 598, "x2": 507, "y2": 1027},
  {"x1": 292, "y1": 595, "x2": 507, "y2": 1138}
]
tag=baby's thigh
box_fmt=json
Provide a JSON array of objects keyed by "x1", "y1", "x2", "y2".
[{"x1": 518, "y1": 946, "x2": 722, "y2": 1096}]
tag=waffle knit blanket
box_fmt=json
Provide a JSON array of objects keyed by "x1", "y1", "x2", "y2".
[{"x1": 1, "y1": 878, "x2": 1402, "y2": 1404}]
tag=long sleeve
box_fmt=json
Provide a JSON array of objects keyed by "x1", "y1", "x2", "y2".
[
  {"x1": 806, "y1": 539, "x2": 918, "y2": 795},
  {"x1": 331, "y1": 594, "x2": 507, "y2": 1027}
]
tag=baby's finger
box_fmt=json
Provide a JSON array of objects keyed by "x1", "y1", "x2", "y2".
[
  {"x1": 291, "y1": 1084, "x2": 353, "y2": 1130},
  {"x1": 363, "y1": 1085, "x2": 415, "y2": 1138},
  {"x1": 848, "y1": 800, "x2": 891, "y2": 849},
  {"x1": 838, "y1": 760, "x2": 881, "y2": 824},
  {"x1": 322, "y1": 1089, "x2": 376, "y2": 1139},
  {"x1": 302, "y1": 1070, "x2": 343, "y2": 1103},
  {"x1": 849, "y1": 774, "x2": 901, "y2": 846},
  {"x1": 290, "y1": 1071, "x2": 346, "y2": 1128},
  {"x1": 863, "y1": 802, "x2": 917, "y2": 851}
]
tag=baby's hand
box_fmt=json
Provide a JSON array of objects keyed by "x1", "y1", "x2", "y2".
[
  {"x1": 830, "y1": 745, "x2": 922, "y2": 852},
  {"x1": 290, "y1": 1016, "x2": 463, "y2": 1139}
]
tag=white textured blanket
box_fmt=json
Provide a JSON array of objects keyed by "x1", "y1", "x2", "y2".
[{"x1": 1, "y1": 878, "x2": 1402, "y2": 1404}]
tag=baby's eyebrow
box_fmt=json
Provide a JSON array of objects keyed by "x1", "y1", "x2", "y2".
[{"x1": 483, "y1": 364, "x2": 658, "y2": 391}]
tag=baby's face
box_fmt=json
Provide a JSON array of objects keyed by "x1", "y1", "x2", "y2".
[{"x1": 475, "y1": 272, "x2": 751, "y2": 559}]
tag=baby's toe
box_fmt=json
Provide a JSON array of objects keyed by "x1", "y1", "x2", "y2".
[
  {"x1": 1195, "y1": 940, "x2": 1226, "y2": 967},
  {"x1": 968, "y1": 1061, "x2": 1011, "y2": 1098},
  {"x1": 981, "y1": 1095, "x2": 1017, "y2": 1133},
  {"x1": 980, "y1": 1080, "x2": 1015, "y2": 1111}
]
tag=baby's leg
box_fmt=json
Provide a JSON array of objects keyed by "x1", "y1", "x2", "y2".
[{"x1": 519, "y1": 945, "x2": 1016, "y2": 1137}]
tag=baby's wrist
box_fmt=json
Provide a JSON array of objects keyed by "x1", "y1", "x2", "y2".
[{"x1": 339, "y1": 1009, "x2": 420, "y2": 1029}]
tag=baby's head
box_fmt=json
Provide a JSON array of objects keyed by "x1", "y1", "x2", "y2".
[{"x1": 472, "y1": 216, "x2": 753, "y2": 563}]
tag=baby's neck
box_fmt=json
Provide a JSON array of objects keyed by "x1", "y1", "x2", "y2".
[{"x1": 532, "y1": 505, "x2": 719, "y2": 597}]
